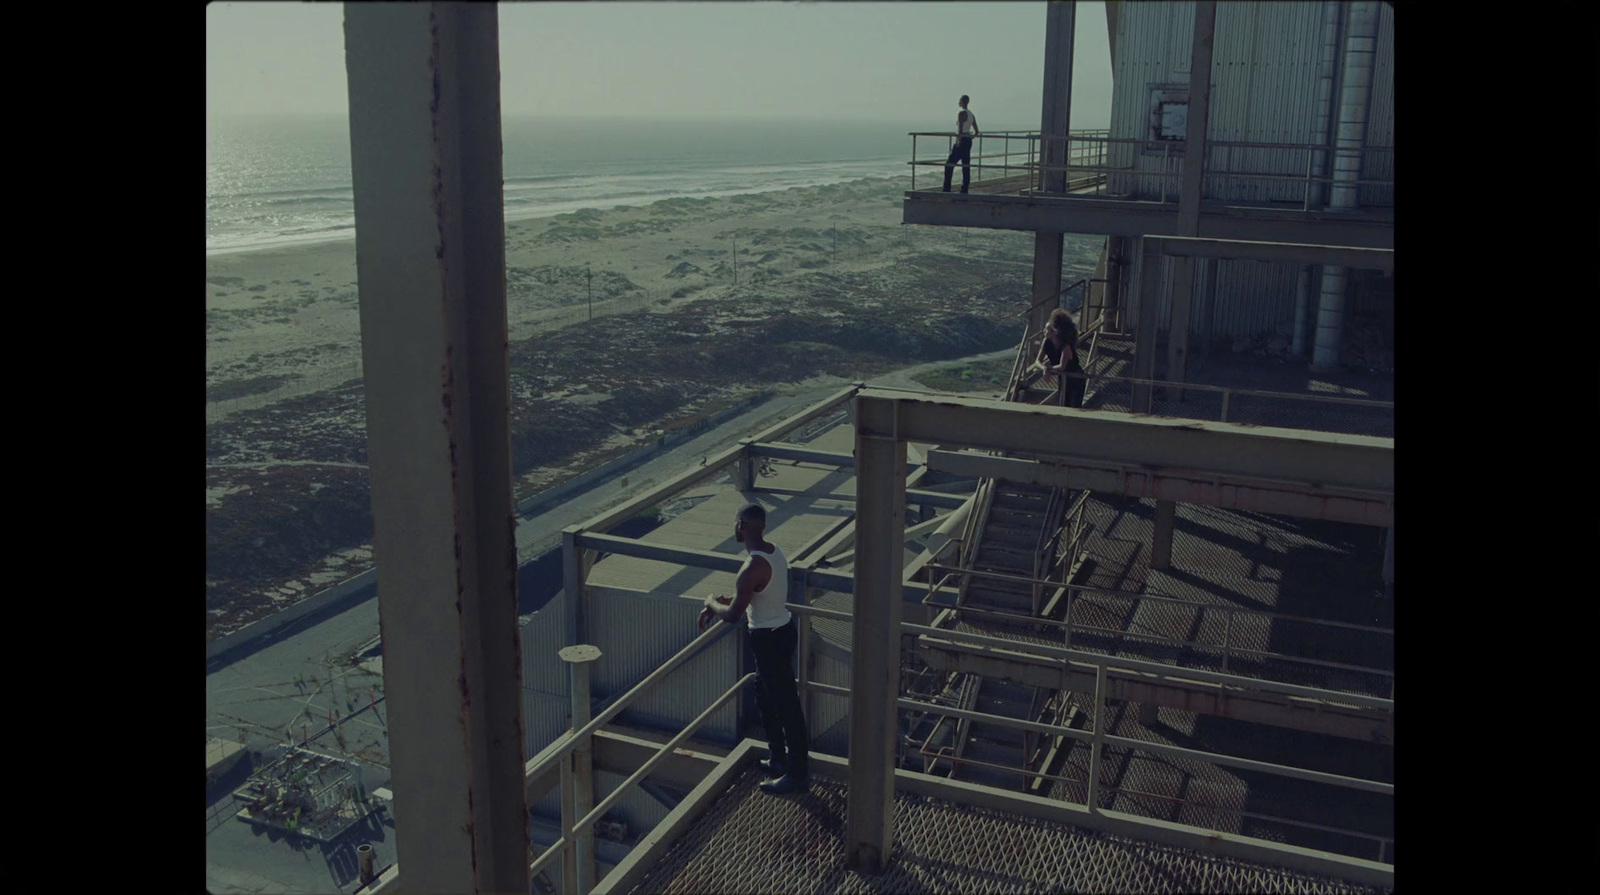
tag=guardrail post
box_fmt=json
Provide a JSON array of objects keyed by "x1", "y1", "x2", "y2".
[
  {"x1": 559, "y1": 645, "x2": 602, "y2": 895},
  {"x1": 1087, "y1": 663, "x2": 1107, "y2": 812}
]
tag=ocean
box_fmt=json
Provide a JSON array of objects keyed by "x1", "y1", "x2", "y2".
[{"x1": 206, "y1": 115, "x2": 922, "y2": 254}]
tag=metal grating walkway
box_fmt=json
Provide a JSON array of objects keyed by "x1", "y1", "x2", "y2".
[{"x1": 624, "y1": 767, "x2": 1389, "y2": 895}]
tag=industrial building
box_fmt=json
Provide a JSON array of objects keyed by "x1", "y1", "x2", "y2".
[{"x1": 241, "y1": 2, "x2": 1398, "y2": 892}]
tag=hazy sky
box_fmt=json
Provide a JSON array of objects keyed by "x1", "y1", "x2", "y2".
[{"x1": 207, "y1": 2, "x2": 1113, "y2": 131}]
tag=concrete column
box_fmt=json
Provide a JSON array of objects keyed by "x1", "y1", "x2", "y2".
[
  {"x1": 1029, "y1": 232, "x2": 1065, "y2": 333},
  {"x1": 559, "y1": 645, "x2": 602, "y2": 895},
  {"x1": 846, "y1": 395, "x2": 908, "y2": 875},
  {"x1": 1131, "y1": 243, "x2": 1162, "y2": 413},
  {"x1": 1313, "y1": 1, "x2": 1380, "y2": 372},
  {"x1": 734, "y1": 442, "x2": 757, "y2": 493},
  {"x1": 1176, "y1": 1, "x2": 1217, "y2": 234},
  {"x1": 1037, "y1": 1, "x2": 1076, "y2": 194},
  {"x1": 1165, "y1": 257, "x2": 1198, "y2": 400},
  {"x1": 1151, "y1": 500, "x2": 1177, "y2": 570},
  {"x1": 344, "y1": 5, "x2": 527, "y2": 893},
  {"x1": 1381, "y1": 527, "x2": 1393, "y2": 595},
  {"x1": 1311, "y1": 265, "x2": 1348, "y2": 372},
  {"x1": 1291, "y1": 265, "x2": 1314, "y2": 357},
  {"x1": 1201, "y1": 257, "x2": 1219, "y2": 360},
  {"x1": 1103, "y1": 236, "x2": 1127, "y2": 332}
]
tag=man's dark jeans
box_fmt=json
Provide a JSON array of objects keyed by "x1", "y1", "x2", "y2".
[
  {"x1": 749, "y1": 620, "x2": 808, "y2": 776},
  {"x1": 943, "y1": 137, "x2": 973, "y2": 192}
]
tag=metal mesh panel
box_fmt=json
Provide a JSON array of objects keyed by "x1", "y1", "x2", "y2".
[{"x1": 624, "y1": 767, "x2": 1389, "y2": 895}]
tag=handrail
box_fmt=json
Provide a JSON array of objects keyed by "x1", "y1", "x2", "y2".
[
  {"x1": 928, "y1": 561, "x2": 1396, "y2": 636},
  {"x1": 803, "y1": 643, "x2": 1392, "y2": 862},
  {"x1": 904, "y1": 131, "x2": 1394, "y2": 208},
  {"x1": 524, "y1": 621, "x2": 735, "y2": 787},
  {"x1": 528, "y1": 672, "x2": 759, "y2": 889},
  {"x1": 785, "y1": 603, "x2": 1392, "y2": 711},
  {"x1": 903, "y1": 619, "x2": 1393, "y2": 711}
]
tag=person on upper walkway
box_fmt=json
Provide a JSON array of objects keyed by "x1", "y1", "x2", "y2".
[{"x1": 943, "y1": 95, "x2": 980, "y2": 193}]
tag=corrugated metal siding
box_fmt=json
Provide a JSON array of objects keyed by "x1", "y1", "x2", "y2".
[
  {"x1": 1206, "y1": 260, "x2": 1301, "y2": 340},
  {"x1": 522, "y1": 598, "x2": 571, "y2": 757},
  {"x1": 1361, "y1": 3, "x2": 1395, "y2": 208},
  {"x1": 810, "y1": 650, "x2": 853, "y2": 754},
  {"x1": 589, "y1": 588, "x2": 740, "y2": 742},
  {"x1": 524, "y1": 690, "x2": 570, "y2": 763},
  {"x1": 1112, "y1": 2, "x2": 1360, "y2": 205},
  {"x1": 593, "y1": 769, "x2": 673, "y2": 837},
  {"x1": 523, "y1": 596, "x2": 568, "y2": 696},
  {"x1": 1149, "y1": 256, "x2": 1302, "y2": 342}
]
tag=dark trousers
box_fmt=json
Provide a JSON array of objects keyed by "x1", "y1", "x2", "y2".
[
  {"x1": 749, "y1": 620, "x2": 808, "y2": 775},
  {"x1": 1062, "y1": 369, "x2": 1086, "y2": 409},
  {"x1": 943, "y1": 137, "x2": 973, "y2": 192}
]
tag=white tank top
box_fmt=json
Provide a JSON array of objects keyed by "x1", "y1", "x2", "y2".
[{"x1": 742, "y1": 545, "x2": 791, "y2": 630}]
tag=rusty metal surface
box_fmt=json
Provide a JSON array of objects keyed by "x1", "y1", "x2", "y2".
[{"x1": 624, "y1": 767, "x2": 1387, "y2": 894}]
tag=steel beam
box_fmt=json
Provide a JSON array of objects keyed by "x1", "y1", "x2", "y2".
[
  {"x1": 900, "y1": 193, "x2": 1395, "y2": 249},
  {"x1": 845, "y1": 394, "x2": 906, "y2": 874},
  {"x1": 746, "y1": 441, "x2": 920, "y2": 473},
  {"x1": 1038, "y1": 1, "x2": 1075, "y2": 194},
  {"x1": 1143, "y1": 235, "x2": 1394, "y2": 272},
  {"x1": 344, "y1": 5, "x2": 527, "y2": 893},
  {"x1": 757, "y1": 485, "x2": 971, "y2": 510},
  {"x1": 1132, "y1": 242, "x2": 1161, "y2": 411},
  {"x1": 874, "y1": 394, "x2": 1393, "y2": 492},
  {"x1": 1176, "y1": 1, "x2": 1217, "y2": 234},
  {"x1": 928, "y1": 448, "x2": 1391, "y2": 526}
]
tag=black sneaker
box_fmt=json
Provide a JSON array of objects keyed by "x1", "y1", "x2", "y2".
[
  {"x1": 759, "y1": 773, "x2": 809, "y2": 795},
  {"x1": 758, "y1": 757, "x2": 785, "y2": 778}
]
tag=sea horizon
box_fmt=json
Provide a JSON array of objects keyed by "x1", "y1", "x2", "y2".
[{"x1": 207, "y1": 115, "x2": 952, "y2": 255}]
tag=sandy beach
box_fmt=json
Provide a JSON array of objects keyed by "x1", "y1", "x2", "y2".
[{"x1": 206, "y1": 175, "x2": 1106, "y2": 638}]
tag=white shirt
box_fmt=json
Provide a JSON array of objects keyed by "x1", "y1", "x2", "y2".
[
  {"x1": 742, "y1": 544, "x2": 791, "y2": 630},
  {"x1": 959, "y1": 108, "x2": 978, "y2": 136}
]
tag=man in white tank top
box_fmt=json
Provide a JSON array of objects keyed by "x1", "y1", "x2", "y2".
[{"x1": 698, "y1": 503, "x2": 810, "y2": 793}]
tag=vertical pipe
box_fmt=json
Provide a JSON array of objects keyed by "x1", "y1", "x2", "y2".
[
  {"x1": 559, "y1": 645, "x2": 602, "y2": 895},
  {"x1": 1313, "y1": 2, "x2": 1380, "y2": 372},
  {"x1": 1291, "y1": 265, "x2": 1313, "y2": 357},
  {"x1": 1087, "y1": 663, "x2": 1107, "y2": 811},
  {"x1": 358, "y1": 844, "x2": 376, "y2": 885},
  {"x1": 559, "y1": 746, "x2": 576, "y2": 895}
]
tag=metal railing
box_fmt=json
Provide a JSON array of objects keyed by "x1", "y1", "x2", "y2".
[
  {"x1": 907, "y1": 132, "x2": 1394, "y2": 211},
  {"x1": 522, "y1": 621, "x2": 745, "y2": 895},
  {"x1": 786, "y1": 602, "x2": 1393, "y2": 864},
  {"x1": 1006, "y1": 320, "x2": 1393, "y2": 435},
  {"x1": 922, "y1": 561, "x2": 1394, "y2": 693},
  {"x1": 908, "y1": 129, "x2": 1110, "y2": 193}
]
